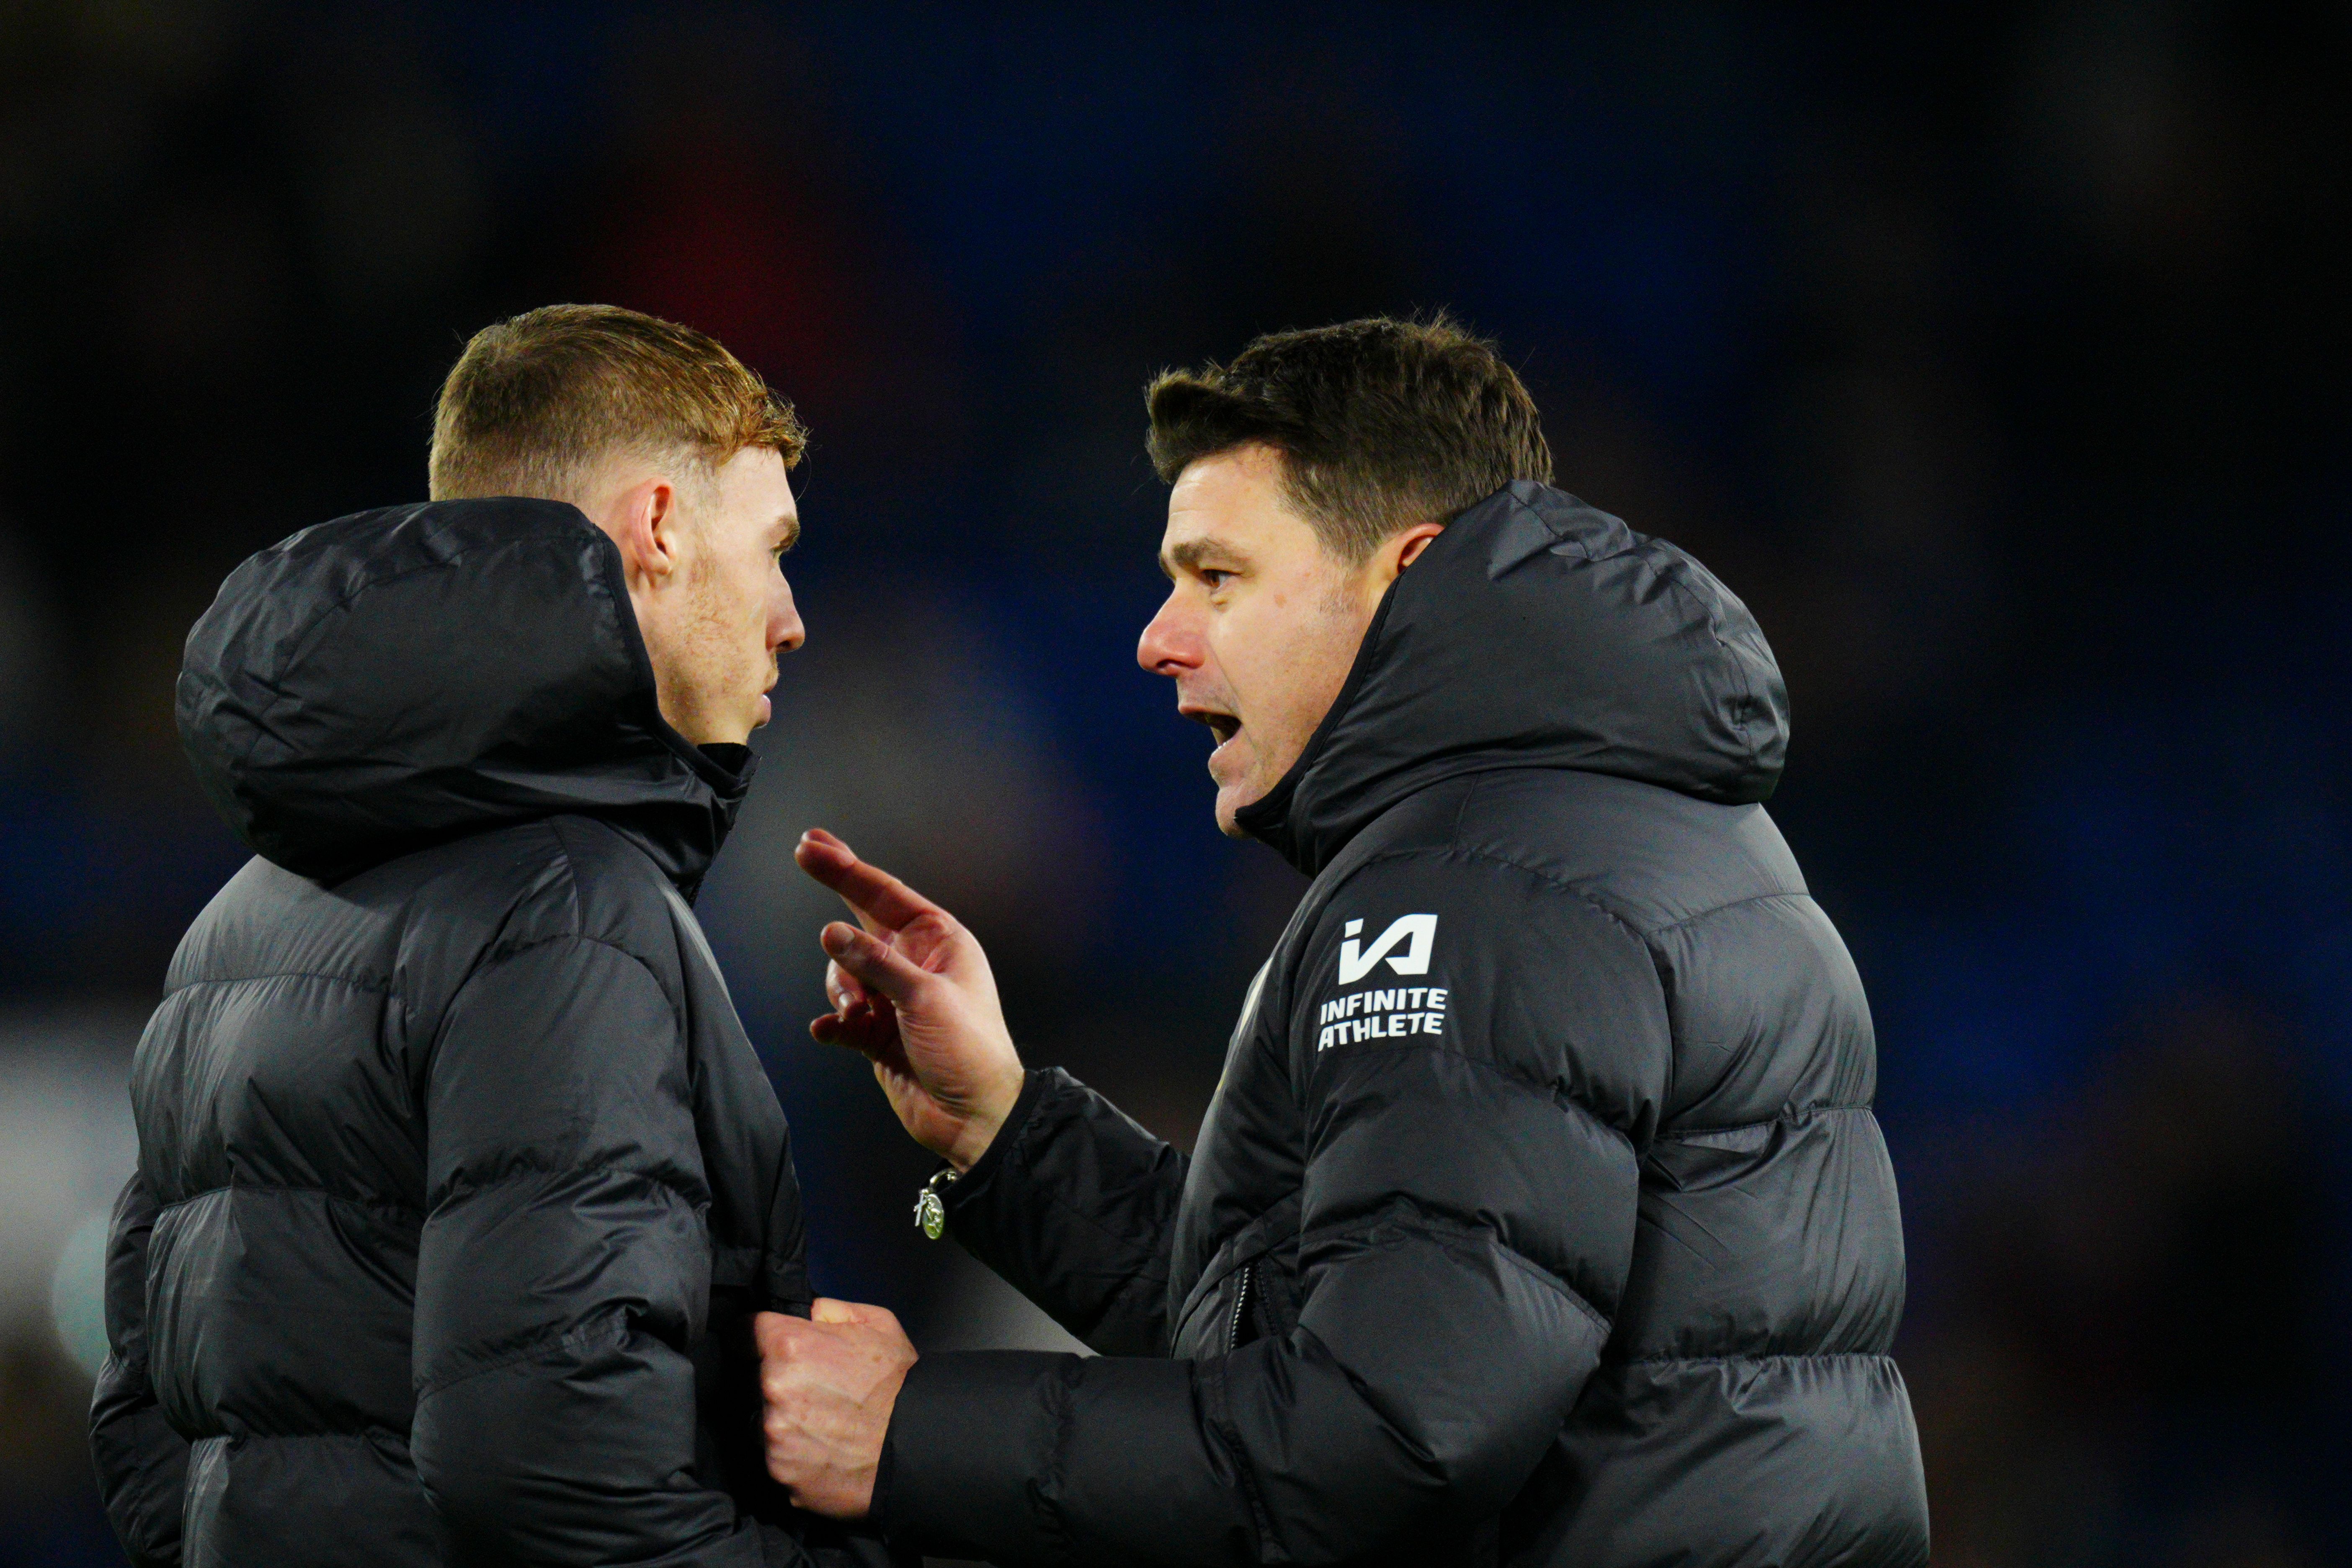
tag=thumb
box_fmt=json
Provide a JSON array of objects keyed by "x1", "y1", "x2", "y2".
[
  {"x1": 820, "y1": 923, "x2": 933, "y2": 1009},
  {"x1": 811, "y1": 1297, "x2": 897, "y2": 1330}
]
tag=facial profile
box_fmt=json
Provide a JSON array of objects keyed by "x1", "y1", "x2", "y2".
[
  {"x1": 425, "y1": 303, "x2": 809, "y2": 751},
  {"x1": 591, "y1": 445, "x2": 806, "y2": 745},
  {"x1": 1137, "y1": 443, "x2": 1440, "y2": 835}
]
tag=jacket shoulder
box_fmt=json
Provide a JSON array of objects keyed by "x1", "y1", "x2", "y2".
[
  {"x1": 165, "y1": 854, "x2": 400, "y2": 993},
  {"x1": 1281, "y1": 783, "x2": 1675, "y2": 1138},
  {"x1": 1315, "y1": 768, "x2": 1867, "y2": 1124},
  {"x1": 1442, "y1": 766, "x2": 1807, "y2": 934},
  {"x1": 1424, "y1": 771, "x2": 1872, "y2": 1124},
  {"x1": 1316, "y1": 768, "x2": 1800, "y2": 931},
  {"x1": 186, "y1": 816, "x2": 692, "y2": 1034}
]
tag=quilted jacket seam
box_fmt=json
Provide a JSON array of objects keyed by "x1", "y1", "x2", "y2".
[
  {"x1": 1643, "y1": 889, "x2": 1813, "y2": 940},
  {"x1": 470, "y1": 930, "x2": 673, "y2": 1004},
  {"x1": 428, "y1": 1154, "x2": 711, "y2": 1219},
  {"x1": 177, "y1": 1424, "x2": 416, "y2": 1445},
  {"x1": 1196, "y1": 1353, "x2": 1284, "y2": 1563},
  {"x1": 1029, "y1": 1360, "x2": 1080, "y2": 1567},
  {"x1": 1302, "y1": 1201, "x2": 1615, "y2": 1341},
  {"x1": 1660, "y1": 1102, "x2": 1875, "y2": 1138},
  {"x1": 151, "y1": 1181, "x2": 422, "y2": 1223},
  {"x1": 1316, "y1": 1036, "x2": 1640, "y2": 1155},
  {"x1": 548, "y1": 816, "x2": 590, "y2": 939},
  {"x1": 412, "y1": 1305, "x2": 632, "y2": 1400},
  {"x1": 160, "y1": 969, "x2": 392, "y2": 1001}
]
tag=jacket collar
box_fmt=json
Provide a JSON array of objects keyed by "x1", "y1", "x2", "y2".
[
  {"x1": 178, "y1": 498, "x2": 754, "y2": 891},
  {"x1": 1235, "y1": 482, "x2": 1789, "y2": 876}
]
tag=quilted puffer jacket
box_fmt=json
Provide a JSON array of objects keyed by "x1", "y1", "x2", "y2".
[
  {"x1": 882, "y1": 482, "x2": 1930, "y2": 1565},
  {"x1": 90, "y1": 499, "x2": 892, "y2": 1568}
]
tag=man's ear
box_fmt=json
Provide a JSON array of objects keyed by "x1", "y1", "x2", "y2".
[
  {"x1": 1385, "y1": 521, "x2": 1448, "y2": 581},
  {"x1": 606, "y1": 477, "x2": 684, "y2": 585}
]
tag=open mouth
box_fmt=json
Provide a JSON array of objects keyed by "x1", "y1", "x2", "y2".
[{"x1": 1182, "y1": 704, "x2": 1242, "y2": 750}]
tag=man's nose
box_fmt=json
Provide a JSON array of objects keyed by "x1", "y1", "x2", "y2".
[
  {"x1": 773, "y1": 579, "x2": 807, "y2": 652},
  {"x1": 1137, "y1": 592, "x2": 1199, "y2": 676}
]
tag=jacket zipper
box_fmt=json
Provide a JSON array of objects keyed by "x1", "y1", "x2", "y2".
[{"x1": 1228, "y1": 1261, "x2": 1255, "y2": 1352}]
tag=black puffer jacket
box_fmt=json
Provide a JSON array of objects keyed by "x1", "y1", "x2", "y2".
[
  {"x1": 91, "y1": 500, "x2": 885, "y2": 1568},
  {"x1": 886, "y1": 482, "x2": 1929, "y2": 1565}
]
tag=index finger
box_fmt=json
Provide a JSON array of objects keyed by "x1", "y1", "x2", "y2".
[{"x1": 794, "y1": 831, "x2": 942, "y2": 934}]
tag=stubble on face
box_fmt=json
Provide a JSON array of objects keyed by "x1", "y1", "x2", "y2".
[
  {"x1": 1151, "y1": 447, "x2": 1448, "y2": 839},
  {"x1": 645, "y1": 448, "x2": 796, "y2": 745},
  {"x1": 1150, "y1": 448, "x2": 1383, "y2": 836},
  {"x1": 673, "y1": 542, "x2": 764, "y2": 737},
  {"x1": 1210, "y1": 571, "x2": 1368, "y2": 829}
]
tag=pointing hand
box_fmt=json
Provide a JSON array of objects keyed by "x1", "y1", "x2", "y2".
[{"x1": 793, "y1": 830, "x2": 1026, "y2": 1171}]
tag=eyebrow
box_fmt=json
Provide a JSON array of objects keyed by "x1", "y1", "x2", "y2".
[
  {"x1": 776, "y1": 512, "x2": 802, "y2": 552},
  {"x1": 1162, "y1": 537, "x2": 1239, "y2": 580}
]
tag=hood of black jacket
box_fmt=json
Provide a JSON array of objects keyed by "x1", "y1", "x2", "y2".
[
  {"x1": 178, "y1": 498, "x2": 753, "y2": 890},
  {"x1": 1235, "y1": 481, "x2": 1788, "y2": 876}
]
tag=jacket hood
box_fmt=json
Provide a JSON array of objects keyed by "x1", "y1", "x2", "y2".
[
  {"x1": 1235, "y1": 481, "x2": 1788, "y2": 876},
  {"x1": 178, "y1": 498, "x2": 753, "y2": 890}
]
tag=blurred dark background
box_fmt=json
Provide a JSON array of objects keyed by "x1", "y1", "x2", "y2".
[{"x1": 2, "y1": 3, "x2": 2346, "y2": 1563}]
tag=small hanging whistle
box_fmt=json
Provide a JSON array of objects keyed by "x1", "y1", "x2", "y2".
[{"x1": 913, "y1": 1168, "x2": 959, "y2": 1240}]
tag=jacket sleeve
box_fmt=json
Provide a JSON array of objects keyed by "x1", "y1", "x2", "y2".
[
  {"x1": 90, "y1": 1171, "x2": 187, "y2": 1568},
  {"x1": 883, "y1": 852, "x2": 1668, "y2": 1565},
  {"x1": 935, "y1": 1065, "x2": 1190, "y2": 1354},
  {"x1": 409, "y1": 935, "x2": 809, "y2": 1568}
]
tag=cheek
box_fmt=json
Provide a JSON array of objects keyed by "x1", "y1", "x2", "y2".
[
  {"x1": 1238, "y1": 603, "x2": 1356, "y2": 765},
  {"x1": 686, "y1": 562, "x2": 766, "y2": 667},
  {"x1": 1203, "y1": 602, "x2": 1266, "y2": 698},
  {"x1": 725, "y1": 563, "x2": 772, "y2": 636},
  {"x1": 1214, "y1": 603, "x2": 1293, "y2": 714}
]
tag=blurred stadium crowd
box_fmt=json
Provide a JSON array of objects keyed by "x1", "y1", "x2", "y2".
[{"x1": 1, "y1": 3, "x2": 2344, "y2": 1563}]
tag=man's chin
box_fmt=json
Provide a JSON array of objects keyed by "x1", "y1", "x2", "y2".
[{"x1": 1213, "y1": 780, "x2": 1268, "y2": 839}]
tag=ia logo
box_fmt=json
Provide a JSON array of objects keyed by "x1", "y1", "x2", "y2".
[{"x1": 1338, "y1": 914, "x2": 1438, "y2": 985}]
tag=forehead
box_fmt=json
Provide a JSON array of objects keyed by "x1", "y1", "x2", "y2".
[
  {"x1": 1162, "y1": 445, "x2": 1305, "y2": 554},
  {"x1": 712, "y1": 446, "x2": 797, "y2": 521}
]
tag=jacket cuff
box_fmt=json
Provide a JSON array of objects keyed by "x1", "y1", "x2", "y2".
[
  {"x1": 942, "y1": 1065, "x2": 1054, "y2": 1199},
  {"x1": 877, "y1": 1352, "x2": 1063, "y2": 1560},
  {"x1": 935, "y1": 1065, "x2": 1063, "y2": 1258},
  {"x1": 880, "y1": 1349, "x2": 1214, "y2": 1563}
]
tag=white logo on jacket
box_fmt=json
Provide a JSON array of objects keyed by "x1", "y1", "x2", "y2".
[
  {"x1": 1316, "y1": 982, "x2": 1449, "y2": 1050},
  {"x1": 1338, "y1": 913, "x2": 1437, "y2": 985},
  {"x1": 1317, "y1": 914, "x2": 1448, "y2": 1052}
]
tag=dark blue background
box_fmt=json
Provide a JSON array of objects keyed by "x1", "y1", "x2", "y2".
[{"x1": 0, "y1": 3, "x2": 2343, "y2": 1561}]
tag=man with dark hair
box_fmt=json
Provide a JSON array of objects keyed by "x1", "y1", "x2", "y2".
[
  {"x1": 757, "y1": 315, "x2": 1930, "y2": 1565},
  {"x1": 93, "y1": 304, "x2": 895, "y2": 1567},
  {"x1": 1145, "y1": 312, "x2": 1554, "y2": 563}
]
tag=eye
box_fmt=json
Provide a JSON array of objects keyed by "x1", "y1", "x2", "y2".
[{"x1": 1200, "y1": 568, "x2": 1232, "y2": 589}]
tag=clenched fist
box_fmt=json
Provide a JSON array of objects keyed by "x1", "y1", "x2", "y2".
[{"x1": 754, "y1": 1299, "x2": 918, "y2": 1519}]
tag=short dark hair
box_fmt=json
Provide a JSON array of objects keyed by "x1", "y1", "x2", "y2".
[
  {"x1": 430, "y1": 303, "x2": 805, "y2": 503},
  {"x1": 1145, "y1": 314, "x2": 1552, "y2": 562}
]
